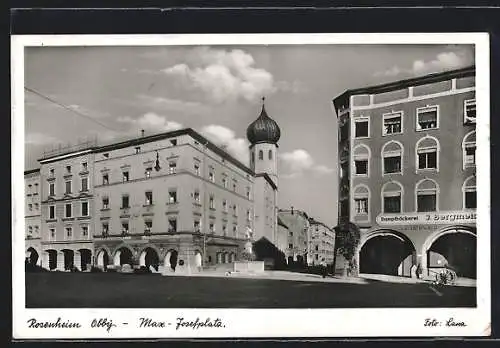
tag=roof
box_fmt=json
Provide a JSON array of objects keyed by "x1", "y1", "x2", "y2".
[
  {"x1": 24, "y1": 168, "x2": 40, "y2": 176},
  {"x1": 39, "y1": 128, "x2": 255, "y2": 176},
  {"x1": 277, "y1": 216, "x2": 289, "y2": 229},
  {"x1": 246, "y1": 101, "x2": 281, "y2": 145},
  {"x1": 332, "y1": 65, "x2": 475, "y2": 113}
]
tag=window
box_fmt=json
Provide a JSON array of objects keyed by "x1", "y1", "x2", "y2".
[
  {"x1": 288, "y1": 243, "x2": 293, "y2": 249},
  {"x1": 27, "y1": 184, "x2": 32, "y2": 195},
  {"x1": 34, "y1": 225, "x2": 39, "y2": 235},
  {"x1": 34, "y1": 203, "x2": 39, "y2": 210},
  {"x1": 246, "y1": 209, "x2": 251, "y2": 221},
  {"x1": 135, "y1": 146, "x2": 141, "y2": 154},
  {"x1": 102, "y1": 223, "x2": 109, "y2": 236},
  {"x1": 289, "y1": 231, "x2": 293, "y2": 236},
  {"x1": 145, "y1": 167, "x2": 152, "y2": 179},
  {"x1": 383, "y1": 111, "x2": 403, "y2": 135},
  {"x1": 382, "y1": 181, "x2": 403, "y2": 213},
  {"x1": 169, "y1": 162, "x2": 177, "y2": 174},
  {"x1": 209, "y1": 223, "x2": 215, "y2": 234},
  {"x1": 49, "y1": 205, "x2": 55, "y2": 219},
  {"x1": 416, "y1": 136, "x2": 439, "y2": 171},
  {"x1": 463, "y1": 176, "x2": 477, "y2": 209},
  {"x1": 354, "y1": 118, "x2": 370, "y2": 138},
  {"x1": 65, "y1": 203, "x2": 72, "y2": 218},
  {"x1": 49, "y1": 168, "x2": 55, "y2": 177},
  {"x1": 122, "y1": 195, "x2": 129, "y2": 208},
  {"x1": 28, "y1": 226, "x2": 33, "y2": 235},
  {"x1": 122, "y1": 171, "x2": 129, "y2": 182},
  {"x1": 28, "y1": 203, "x2": 33, "y2": 212},
  {"x1": 233, "y1": 225, "x2": 237, "y2": 236},
  {"x1": 209, "y1": 170, "x2": 215, "y2": 182},
  {"x1": 233, "y1": 182, "x2": 237, "y2": 192},
  {"x1": 48, "y1": 228, "x2": 55, "y2": 240},
  {"x1": 462, "y1": 131, "x2": 476, "y2": 169},
  {"x1": 65, "y1": 180, "x2": 72, "y2": 194},
  {"x1": 222, "y1": 199, "x2": 228, "y2": 212},
  {"x1": 102, "y1": 197, "x2": 109, "y2": 209},
  {"x1": 168, "y1": 218, "x2": 177, "y2": 233},
  {"x1": 145, "y1": 191, "x2": 153, "y2": 205},
  {"x1": 416, "y1": 179, "x2": 438, "y2": 212},
  {"x1": 81, "y1": 201, "x2": 89, "y2": 216},
  {"x1": 194, "y1": 162, "x2": 200, "y2": 175},
  {"x1": 66, "y1": 165, "x2": 71, "y2": 173},
  {"x1": 49, "y1": 182, "x2": 55, "y2": 196},
  {"x1": 464, "y1": 99, "x2": 476, "y2": 124},
  {"x1": 144, "y1": 221, "x2": 152, "y2": 235},
  {"x1": 251, "y1": 152, "x2": 255, "y2": 165},
  {"x1": 194, "y1": 220, "x2": 201, "y2": 232},
  {"x1": 416, "y1": 105, "x2": 439, "y2": 130},
  {"x1": 233, "y1": 204, "x2": 238, "y2": 216},
  {"x1": 65, "y1": 227, "x2": 72, "y2": 239},
  {"x1": 82, "y1": 226, "x2": 89, "y2": 238},
  {"x1": 81, "y1": 162, "x2": 88, "y2": 171},
  {"x1": 258, "y1": 150, "x2": 263, "y2": 160},
  {"x1": 170, "y1": 139, "x2": 177, "y2": 146},
  {"x1": 246, "y1": 188, "x2": 251, "y2": 199},
  {"x1": 102, "y1": 174, "x2": 109, "y2": 185},
  {"x1": 168, "y1": 189, "x2": 177, "y2": 204},
  {"x1": 121, "y1": 222, "x2": 129, "y2": 235},
  {"x1": 353, "y1": 144, "x2": 370, "y2": 176},
  {"x1": 81, "y1": 177, "x2": 88, "y2": 192},
  {"x1": 193, "y1": 190, "x2": 200, "y2": 203},
  {"x1": 382, "y1": 141, "x2": 403, "y2": 175},
  {"x1": 353, "y1": 185, "x2": 369, "y2": 216},
  {"x1": 222, "y1": 177, "x2": 227, "y2": 188},
  {"x1": 222, "y1": 224, "x2": 227, "y2": 236},
  {"x1": 34, "y1": 183, "x2": 38, "y2": 194},
  {"x1": 268, "y1": 150, "x2": 273, "y2": 160},
  {"x1": 209, "y1": 195, "x2": 215, "y2": 209}
]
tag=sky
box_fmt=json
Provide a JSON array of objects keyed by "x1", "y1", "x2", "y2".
[{"x1": 24, "y1": 43, "x2": 475, "y2": 227}]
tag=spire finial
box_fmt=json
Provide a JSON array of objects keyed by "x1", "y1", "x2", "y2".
[{"x1": 262, "y1": 96, "x2": 266, "y2": 105}]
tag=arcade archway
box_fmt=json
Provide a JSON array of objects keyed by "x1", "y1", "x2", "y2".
[
  {"x1": 164, "y1": 250, "x2": 178, "y2": 271},
  {"x1": 424, "y1": 228, "x2": 476, "y2": 279},
  {"x1": 139, "y1": 247, "x2": 160, "y2": 271},
  {"x1": 62, "y1": 249, "x2": 74, "y2": 270},
  {"x1": 46, "y1": 249, "x2": 57, "y2": 270},
  {"x1": 114, "y1": 247, "x2": 133, "y2": 266},
  {"x1": 97, "y1": 249, "x2": 110, "y2": 269},
  {"x1": 359, "y1": 231, "x2": 415, "y2": 277},
  {"x1": 26, "y1": 247, "x2": 39, "y2": 265},
  {"x1": 78, "y1": 249, "x2": 92, "y2": 271}
]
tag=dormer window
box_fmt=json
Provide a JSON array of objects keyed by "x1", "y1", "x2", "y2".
[
  {"x1": 81, "y1": 162, "x2": 88, "y2": 171},
  {"x1": 464, "y1": 99, "x2": 476, "y2": 124},
  {"x1": 135, "y1": 146, "x2": 141, "y2": 154},
  {"x1": 122, "y1": 171, "x2": 129, "y2": 182},
  {"x1": 102, "y1": 174, "x2": 109, "y2": 185}
]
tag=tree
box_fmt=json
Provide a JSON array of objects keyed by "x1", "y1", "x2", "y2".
[{"x1": 333, "y1": 222, "x2": 361, "y2": 277}]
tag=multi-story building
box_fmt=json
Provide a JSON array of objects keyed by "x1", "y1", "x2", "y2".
[
  {"x1": 308, "y1": 219, "x2": 336, "y2": 266},
  {"x1": 25, "y1": 169, "x2": 42, "y2": 266},
  {"x1": 333, "y1": 66, "x2": 477, "y2": 279},
  {"x1": 38, "y1": 144, "x2": 95, "y2": 271},
  {"x1": 278, "y1": 208, "x2": 310, "y2": 265},
  {"x1": 28, "y1": 101, "x2": 282, "y2": 273}
]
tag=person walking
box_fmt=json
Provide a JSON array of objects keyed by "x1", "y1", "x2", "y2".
[{"x1": 320, "y1": 258, "x2": 328, "y2": 278}]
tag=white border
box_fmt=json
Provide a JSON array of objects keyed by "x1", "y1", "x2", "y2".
[{"x1": 12, "y1": 33, "x2": 490, "y2": 339}]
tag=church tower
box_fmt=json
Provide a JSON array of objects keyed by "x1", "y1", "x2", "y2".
[{"x1": 246, "y1": 97, "x2": 281, "y2": 187}]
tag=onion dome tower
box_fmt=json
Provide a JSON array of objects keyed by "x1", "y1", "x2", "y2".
[{"x1": 247, "y1": 97, "x2": 280, "y2": 186}]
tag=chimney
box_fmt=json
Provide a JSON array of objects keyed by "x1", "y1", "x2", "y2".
[
  {"x1": 141, "y1": 129, "x2": 145, "y2": 137},
  {"x1": 291, "y1": 206, "x2": 294, "y2": 215}
]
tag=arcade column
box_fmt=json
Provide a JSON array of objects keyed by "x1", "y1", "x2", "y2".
[
  {"x1": 74, "y1": 251, "x2": 82, "y2": 271},
  {"x1": 56, "y1": 251, "x2": 65, "y2": 271}
]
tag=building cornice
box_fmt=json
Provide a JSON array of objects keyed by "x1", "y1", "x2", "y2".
[{"x1": 332, "y1": 65, "x2": 475, "y2": 114}]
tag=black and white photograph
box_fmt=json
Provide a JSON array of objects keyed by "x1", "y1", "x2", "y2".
[{"x1": 12, "y1": 33, "x2": 491, "y2": 338}]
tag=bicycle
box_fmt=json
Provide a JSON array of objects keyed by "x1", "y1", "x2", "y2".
[{"x1": 431, "y1": 268, "x2": 457, "y2": 286}]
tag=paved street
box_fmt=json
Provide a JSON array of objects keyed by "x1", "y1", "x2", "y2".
[{"x1": 26, "y1": 272, "x2": 476, "y2": 308}]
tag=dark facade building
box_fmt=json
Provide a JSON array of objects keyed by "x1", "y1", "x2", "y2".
[{"x1": 333, "y1": 66, "x2": 477, "y2": 279}]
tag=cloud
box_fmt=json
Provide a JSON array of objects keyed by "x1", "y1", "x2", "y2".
[
  {"x1": 162, "y1": 47, "x2": 275, "y2": 103},
  {"x1": 280, "y1": 149, "x2": 334, "y2": 178},
  {"x1": 25, "y1": 132, "x2": 60, "y2": 145},
  {"x1": 117, "y1": 112, "x2": 183, "y2": 133},
  {"x1": 136, "y1": 95, "x2": 211, "y2": 116},
  {"x1": 67, "y1": 104, "x2": 110, "y2": 119},
  {"x1": 200, "y1": 125, "x2": 250, "y2": 165},
  {"x1": 374, "y1": 50, "x2": 472, "y2": 78}
]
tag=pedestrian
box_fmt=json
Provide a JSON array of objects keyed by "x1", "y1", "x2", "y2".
[
  {"x1": 416, "y1": 263, "x2": 422, "y2": 279},
  {"x1": 320, "y1": 258, "x2": 327, "y2": 278}
]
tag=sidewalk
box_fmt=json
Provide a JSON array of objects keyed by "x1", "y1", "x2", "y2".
[
  {"x1": 163, "y1": 269, "x2": 369, "y2": 284},
  {"x1": 358, "y1": 273, "x2": 476, "y2": 287}
]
